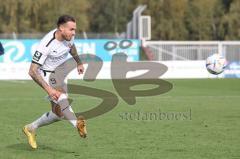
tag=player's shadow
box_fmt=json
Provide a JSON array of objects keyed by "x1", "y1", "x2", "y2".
[{"x1": 6, "y1": 143, "x2": 79, "y2": 155}]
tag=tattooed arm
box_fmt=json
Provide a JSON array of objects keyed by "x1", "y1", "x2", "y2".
[{"x1": 69, "y1": 44, "x2": 84, "y2": 74}]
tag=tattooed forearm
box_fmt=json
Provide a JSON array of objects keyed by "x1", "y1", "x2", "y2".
[
  {"x1": 28, "y1": 63, "x2": 51, "y2": 92},
  {"x1": 70, "y1": 44, "x2": 82, "y2": 65}
]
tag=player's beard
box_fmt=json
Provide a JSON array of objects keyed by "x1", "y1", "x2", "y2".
[{"x1": 62, "y1": 34, "x2": 72, "y2": 41}]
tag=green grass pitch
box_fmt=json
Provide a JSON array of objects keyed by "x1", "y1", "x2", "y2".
[{"x1": 0, "y1": 79, "x2": 239, "y2": 159}]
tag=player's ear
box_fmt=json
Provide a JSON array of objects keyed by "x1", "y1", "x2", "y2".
[{"x1": 59, "y1": 25, "x2": 64, "y2": 32}]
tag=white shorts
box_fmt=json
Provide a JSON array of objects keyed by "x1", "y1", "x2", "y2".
[{"x1": 39, "y1": 64, "x2": 68, "y2": 103}]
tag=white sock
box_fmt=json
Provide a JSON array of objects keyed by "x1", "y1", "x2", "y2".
[
  {"x1": 67, "y1": 105, "x2": 77, "y2": 127},
  {"x1": 29, "y1": 111, "x2": 62, "y2": 131},
  {"x1": 57, "y1": 94, "x2": 77, "y2": 127}
]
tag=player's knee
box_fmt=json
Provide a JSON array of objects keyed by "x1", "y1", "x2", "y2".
[{"x1": 52, "y1": 106, "x2": 64, "y2": 118}]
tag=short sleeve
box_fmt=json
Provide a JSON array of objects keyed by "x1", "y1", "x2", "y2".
[
  {"x1": 32, "y1": 50, "x2": 48, "y2": 66},
  {"x1": 32, "y1": 37, "x2": 50, "y2": 65}
]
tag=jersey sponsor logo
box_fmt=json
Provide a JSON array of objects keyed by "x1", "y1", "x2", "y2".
[
  {"x1": 33, "y1": 51, "x2": 42, "y2": 61},
  {"x1": 49, "y1": 53, "x2": 68, "y2": 62}
]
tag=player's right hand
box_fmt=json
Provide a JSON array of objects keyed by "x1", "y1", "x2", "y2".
[{"x1": 47, "y1": 88, "x2": 62, "y2": 101}]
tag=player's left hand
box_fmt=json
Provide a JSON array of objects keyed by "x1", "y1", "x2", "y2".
[{"x1": 77, "y1": 64, "x2": 84, "y2": 74}]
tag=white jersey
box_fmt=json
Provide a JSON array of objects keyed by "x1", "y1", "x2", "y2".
[{"x1": 32, "y1": 29, "x2": 74, "y2": 71}]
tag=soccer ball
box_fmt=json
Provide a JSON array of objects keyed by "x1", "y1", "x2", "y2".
[{"x1": 206, "y1": 53, "x2": 227, "y2": 75}]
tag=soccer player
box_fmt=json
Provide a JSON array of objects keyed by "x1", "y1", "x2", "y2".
[{"x1": 23, "y1": 15, "x2": 87, "y2": 149}]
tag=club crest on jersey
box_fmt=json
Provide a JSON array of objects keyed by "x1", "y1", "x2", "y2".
[{"x1": 33, "y1": 51, "x2": 42, "y2": 61}]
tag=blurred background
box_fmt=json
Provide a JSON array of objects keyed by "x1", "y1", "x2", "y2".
[
  {"x1": 0, "y1": 0, "x2": 240, "y2": 79},
  {"x1": 0, "y1": 0, "x2": 240, "y2": 40}
]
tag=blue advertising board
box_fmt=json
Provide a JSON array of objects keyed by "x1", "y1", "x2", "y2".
[
  {"x1": 0, "y1": 39, "x2": 140, "y2": 63},
  {"x1": 224, "y1": 61, "x2": 240, "y2": 78}
]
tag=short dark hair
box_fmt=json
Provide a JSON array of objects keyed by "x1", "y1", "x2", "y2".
[{"x1": 57, "y1": 15, "x2": 76, "y2": 27}]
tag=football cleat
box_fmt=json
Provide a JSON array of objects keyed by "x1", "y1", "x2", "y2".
[
  {"x1": 22, "y1": 125, "x2": 37, "y2": 149},
  {"x1": 76, "y1": 116, "x2": 87, "y2": 138}
]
